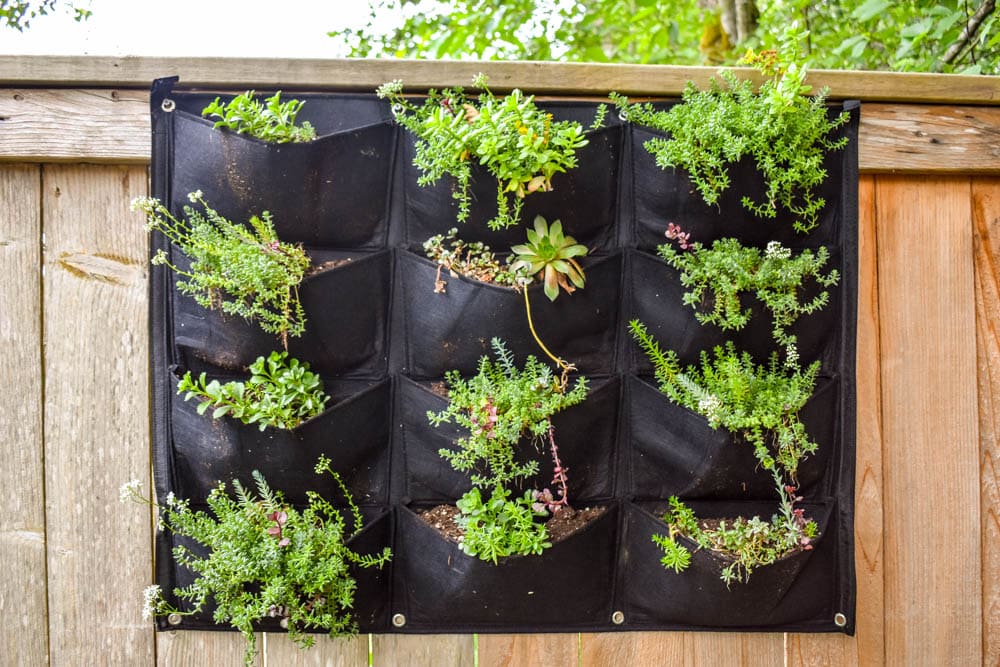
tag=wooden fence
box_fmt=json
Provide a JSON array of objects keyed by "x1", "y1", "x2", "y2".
[{"x1": 0, "y1": 56, "x2": 998, "y2": 666}]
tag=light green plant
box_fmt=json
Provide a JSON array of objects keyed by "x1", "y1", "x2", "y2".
[
  {"x1": 133, "y1": 192, "x2": 310, "y2": 346},
  {"x1": 612, "y1": 50, "x2": 849, "y2": 233},
  {"x1": 202, "y1": 90, "x2": 317, "y2": 143},
  {"x1": 659, "y1": 229, "x2": 839, "y2": 353},
  {"x1": 511, "y1": 215, "x2": 587, "y2": 302},
  {"x1": 423, "y1": 227, "x2": 519, "y2": 293},
  {"x1": 454, "y1": 485, "x2": 551, "y2": 563},
  {"x1": 177, "y1": 351, "x2": 328, "y2": 431},
  {"x1": 120, "y1": 456, "x2": 391, "y2": 667},
  {"x1": 377, "y1": 74, "x2": 605, "y2": 230}
]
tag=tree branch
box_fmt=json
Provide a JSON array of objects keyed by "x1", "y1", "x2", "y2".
[{"x1": 941, "y1": 0, "x2": 996, "y2": 66}]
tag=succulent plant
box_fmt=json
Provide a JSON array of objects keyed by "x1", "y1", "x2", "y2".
[{"x1": 510, "y1": 215, "x2": 588, "y2": 302}]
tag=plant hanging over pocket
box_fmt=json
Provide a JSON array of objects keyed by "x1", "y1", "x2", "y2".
[
  {"x1": 612, "y1": 49, "x2": 848, "y2": 233},
  {"x1": 378, "y1": 74, "x2": 606, "y2": 230},
  {"x1": 121, "y1": 456, "x2": 391, "y2": 667},
  {"x1": 202, "y1": 90, "x2": 317, "y2": 143},
  {"x1": 178, "y1": 351, "x2": 329, "y2": 431},
  {"x1": 134, "y1": 191, "x2": 310, "y2": 346},
  {"x1": 427, "y1": 338, "x2": 588, "y2": 563}
]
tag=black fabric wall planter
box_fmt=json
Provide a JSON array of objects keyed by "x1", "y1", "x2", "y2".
[
  {"x1": 399, "y1": 251, "x2": 622, "y2": 378},
  {"x1": 627, "y1": 374, "x2": 838, "y2": 501},
  {"x1": 172, "y1": 249, "x2": 392, "y2": 378},
  {"x1": 620, "y1": 501, "x2": 840, "y2": 630},
  {"x1": 398, "y1": 374, "x2": 621, "y2": 502},
  {"x1": 168, "y1": 374, "x2": 392, "y2": 506},
  {"x1": 169, "y1": 103, "x2": 396, "y2": 249},
  {"x1": 149, "y1": 80, "x2": 858, "y2": 637},
  {"x1": 402, "y1": 122, "x2": 623, "y2": 250},
  {"x1": 392, "y1": 503, "x2": 617, "y2": 630}
]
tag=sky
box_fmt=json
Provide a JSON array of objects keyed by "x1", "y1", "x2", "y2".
[{"x1": 0, "y1": 0, "x2": 384, "y2": 57}]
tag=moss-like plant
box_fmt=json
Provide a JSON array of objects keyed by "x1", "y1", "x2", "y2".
[
  {"x1": 378, "y1": 74, "x2": 606, "y2": 230},
  {"x1": 612, "y1": 49, "x2": 848, "y2": 233},
  {"x1": 428, "y1": 338, "x2": 587, "y2": 562},
  {"x1": 133, "y1": 192, "x2": 310, "y2": 346},
  {"x1": 177, "y1": 351, "x2": 328, "y2": 431},
  {"x1": 202, "y1": 90, "x2": 317, "y2": 143},
  {"x1": 120, "y1": 457, "x2": 391, "y2": 667}
]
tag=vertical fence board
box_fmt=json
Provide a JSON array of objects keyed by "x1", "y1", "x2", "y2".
[
  {"x1": 157, "y1": 631, "x2": 261, "y2": 667},
  {"x1": 264, "y1": 633, "x2": 369, "y2": 666},
  {"x1": 41, "y1": 164, "x2": 154, "y2": 665},
  {"x1": 876, "y1": 176, "x2": 981, "y2": 665},
  {"x1": 0, "y1": 165, "x2": 47, "y2": 666},
  {"x1": 478, "y1": 633, "x2": 577, "y2": 667},
  {"x1": 370, "y1": 635, "x2": 474, "y2": 667},
  {"x1": 580, "y1": 631, "x2": 687, "y2": 666},
  {"x1": 972, "y1": 176, "x2": 1000, "y2": 667}
]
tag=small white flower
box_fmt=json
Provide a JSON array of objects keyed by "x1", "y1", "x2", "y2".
[
  {"x1": 119, "y1": 479, "x2": 141, "y2": 504},
  {"x1": 150, "y1": 249, "x2": 168, "y2": 266},
  {"x1": 187, "y1": 190, "x2": 203, "y2": 203},
  {"x1": 697, "y1": 394, "x2": 722, "y2": 424},
  {"x1": 164, "y1": 491, "x2": 176, "y2": 506},
  {"x1": 765, "y1": 241, "x2": 790, "y2": 260},
  {"x1": 141, "y1": 585, "x2": 162, "y2": 621},
  {"x1": 785, "y1": 343, "x2": 800, "y2": 369}
]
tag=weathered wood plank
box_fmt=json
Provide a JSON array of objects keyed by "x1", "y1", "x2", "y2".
[
  {"x1": 42, "y1": 164, "x2": 154, "y2": 665},
  {"x1": 0, "y1": 55, "x2": 997, "y2": 104},
  {"x1": 0, "y1": 88, "x2": 149, "y2": 163},
  {"x1": 370, "y1": 634, "x2": 474, "y2": 667},
  {"x1": 579, "y1": 631, "x2": 687, "y2": 666},
  {"x1": 2, "y1": 88, "x2": 997, "y2": 174},
  {"x1": 876, "y1": 176, "x2": 981, "y2": 665},
  {"x1": 478, "y1": 633, "x2": 577, "y2": 667},
  {"x1": 0, "y1": 165, "x2": 47, "y2": 666},
  {"x1": 263, "y1": 633, "x2": 369, "y2": 666},
  {"x1": 972, "y1": 176, "x2": 1000, "y2": 667},
  {"x1": 157, "y1": 631, "x2": 261, "y2": 667}
]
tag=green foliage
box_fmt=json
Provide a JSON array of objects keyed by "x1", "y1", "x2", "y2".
[
  {"x1": 121, "y1": 458, "x2": 391, "y2": 667},
  {"x1": 510, "y1": 215, "x2": 588, "y2": 302},
  {"x1": 178, "y1": 351, "x2": 329, "y2": 431},
  {"x1": 613, "y1": 53, "x2": 849, "y2": 234},
  {"x1": 202, "y1": 91, "x2": 317, "y2": 143},
  {"x1": 629, "y1": 322, "x2": 819, "y2": 484},
  {"x1": 654, "y1": 494, "x2": 818, "y2": 585},
  {"x1": 659, "y1": 233, "x2": 839, "y2": 350},
  {"x1": 429, "y1": 338, "x2": 588, "y2": 489},
  {"x1": 0, "y1": 0, "x2": 90, "y2": 31},
  {"x1": 377, "y1": 76, "x2": 602, "y2": 230},
  {"x1": 454, "y1": 486, "x2": 551, "y2": 563},
  {"x1": 133, "y1": 192, "x2": 310, "y2": 344},
  {"x1": 423, "y1": 227, "x2": 519, "y2": 292}
]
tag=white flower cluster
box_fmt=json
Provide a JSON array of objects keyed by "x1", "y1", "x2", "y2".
[
  {"x1": 141, "y1": 584, "x2": 162, "y2": 621},
  {"x1": 785, "y1": 343, "x2": 800, "y2": 369},
  {"x1": 697, "y1": 393, "x2": 723, "y2": 425},
  {"x1": 765, "y1": 240, "x2": 791, "y2": 260},
  {"x1": 119, "y1": 479, "x2": 141, "y2": 504}
]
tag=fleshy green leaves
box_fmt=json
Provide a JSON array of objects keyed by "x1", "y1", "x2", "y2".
[
  {"x1": 510, "y1": 215, "x2": 588, "y2": 301},
  {"x1": 203, "y1": 90, "x2": 317, "y2": 144}
]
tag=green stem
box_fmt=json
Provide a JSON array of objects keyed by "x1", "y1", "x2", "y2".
[{"x1": 522, "y1": 287, "x2": 572, "y2": 390}]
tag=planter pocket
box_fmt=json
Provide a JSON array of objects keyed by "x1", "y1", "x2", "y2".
[
  {"x1": 619, "y1": 500, "x2": 837, "y2": 629},
  {"x1": 155, "y1": 506, "x2": 393, "y2": 633},
  {"x1": 391, "y1": 502, "x2": 617, "y2": 630},
  {"x1": 170, "y1": 107, "x2": 395, "y2": 249},
  {"x1": 399, "y1": 251, "x2": 622, "y2": 378},
  {"x1": 627, "y1": 248, "x2": 843, "y2": 372},
  {"x1": 169, "y1": 375, "x2": 392, "y2": 506},
  {"x1": 398, "y1": 374, "x2": 621, "y2": 502},
  {"x1": 173, "y1": 249, "x2": 391, "y2": 378},
  {"x1": 402, "y1": 123, "x2": 622, "y2": 251},
  {"x1": 628, "y1": 374, "x2": 837, "y2": 501}
]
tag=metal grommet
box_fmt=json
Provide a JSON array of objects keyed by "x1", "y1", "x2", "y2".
[
  {"x1": 279, "y1": 617, "x2": 289, "y2": 629},
  {"x1": 167, "y1": 613, "x2": 182, "y2": 626},
  {"x1": 392, "y1": 613, "x2": 406, "y2": 628},
  {"x1": 833, "y1": 612, "x2": 848, "y2": 627},
  {"x1": 391, "y1": 103, "x2": 404, "y2": 118},
  {"x1": 161, "y1": 98, "x2": 176, "y2": 113},
  {"x1": 617, "y1": 110, "x2": 628, "y2": 122},
  {"x1": 611, "y1": 610, "x2": 625, "y2": 625}
]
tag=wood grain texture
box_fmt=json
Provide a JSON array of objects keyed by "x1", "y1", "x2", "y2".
[
  {"x1": 0, "y1": 165, "x2": 47, "y2": 666},
  {"x1": 876, "y1": 176, "x2": 981, "y2": 666},
  {"x1": 0, "y1": 55, "x2": 998, "y2": 104},
  {"x1": 972, "y1": 176, "x2": 1000, "y2": 667},
  {"x1": 157, "y1": 631, "x2": 261, "y2": 667},
  {"x1": 861, "y1": 104, "x2": 1000, "y2": 175},
  {"x1": 580, "y1": 631, "x2": 687, "y2": 666},
  {"x1": 478, "y1": 633, "x2": 577, "y2": 667},
  {"x1": 370, "y1": 634, "x2": 474, "y2": 667},
  {"x1": 0, "y1": 88, "x2": 149, "y2": 163},
  {"x1": 42, "y1": 164, "x2": 154, "y2": 665},
  {"x1": 263, "y1": 633, "x2": 369, "y2": 666}
]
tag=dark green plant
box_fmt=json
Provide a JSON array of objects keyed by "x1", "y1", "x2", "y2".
[
  {"x1": 133, "y1": 192, "x2": 310, "y2": 346},
  {"x1": 202, "y1": 90, "x2": 317, "y2": 143},
  {"x1": 659, "y1": 226, "x2": 839, "y2": 353},
  {"x1": 423, "y1": 227, "x2": 519, "y2": 293},
  {"x1": 177, "y1": 351, "x2": 328, "y2": 431},
  {"x1": 454, "y1": 486, "x2": 551, "y2": 563},
  {"x1": 120, "y1": 457, "x2": 391, "y2": 667},
  {"x1": 428, "y1": 338, "x2": 587, "y2": 562},
  {"x1": 612, "y1": 50, "x2": 849, "y2": 233},
  {"x1": 377, "y1": 74, "x2": 605, "y2": 230}
]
